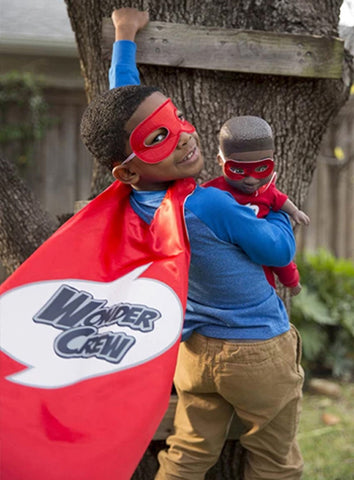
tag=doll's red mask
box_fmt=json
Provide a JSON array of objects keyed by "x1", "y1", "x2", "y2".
[
  {"x1": 220, "y1": 150, "x2": 274, "y2": 180},
  {"x1": 124, "y1": 99, "x2": 195, "y2": 164}
]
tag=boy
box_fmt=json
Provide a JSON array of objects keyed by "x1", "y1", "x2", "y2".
[
  {"x1": 204, "y1": 115, "x2": 310, "y2": 295},
  {"x1": 88, "y1": 8, "x2": 304, "y2": 479}
]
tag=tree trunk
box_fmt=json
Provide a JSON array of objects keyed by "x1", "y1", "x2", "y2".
[
  {"x1": 1, "y1": 0, "x2": 352, "y2": 477},
  {"x1": 65, "y1": 0, "x2": 352, "y2": 203},
  {"x1": 63, "y1": 3, "x2": 352, "y2": 476},
  {"x1": 131, "y1": 439, "x2": 245, "y2": 480},
  {"x1": 0, "y1": 156, "x2": 58, "y2": 275}
]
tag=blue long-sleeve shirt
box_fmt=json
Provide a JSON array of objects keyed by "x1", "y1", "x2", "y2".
[
  {"x1": 109, "y1": 40, "x2": 140, "y2": 87},
  {"x1": 109, "y1": 41, "x2": 295, "y2": 341}
]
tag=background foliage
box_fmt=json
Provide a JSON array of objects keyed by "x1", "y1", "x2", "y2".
[
  {"x1": 291, "y1": 249, "x2": 354, "y2": 380},
  {"x1": 0, "y1": 71, "x2": 54, "y2": 172}
]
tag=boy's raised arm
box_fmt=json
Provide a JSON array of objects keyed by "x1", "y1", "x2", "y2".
[{"x1": 109, "y1": 8, "x2": 148, "y2": 89}]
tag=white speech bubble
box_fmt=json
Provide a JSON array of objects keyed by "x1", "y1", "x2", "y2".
[{"x1": 0, "y1": 264, "x2": 183, "y2": 388}]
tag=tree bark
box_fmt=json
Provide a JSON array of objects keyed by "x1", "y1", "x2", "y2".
[
  {"x1": 131, "y1": 439, "x2": 245, "y2": 480},
  {"x1": 64, "y1": 0, "x2": 352, "y2": 202},
  {"x1": 62, "y1": 2, "x2": 352, "y2": 477},
  {"x1": 1, "y1": 0, "x2": 352, "y2": 477},
  {"x1": 0, "y1": 156, "x2": 58, "y2": 275}
]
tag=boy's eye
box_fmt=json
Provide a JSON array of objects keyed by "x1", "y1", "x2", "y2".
[
  {"x1": 255, "y1": 165, "x2": 269, "y2": 173},
  {"x1": 145, "y1": 128, "x2": 169, "y2": 146},
  {"x1": 151, "y1": 132, "x2": 166, "y2": 144}
]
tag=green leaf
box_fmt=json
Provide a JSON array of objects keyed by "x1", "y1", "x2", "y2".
[
  {"x1": 292, "y1": 286, "x2": 336, "y2": 325},
  {"x1": 342, "y1": 311, "x2": 354, "y2": 336},
  {"x1": 298, "y1": 323, "x2": 328, "y2": 361}
]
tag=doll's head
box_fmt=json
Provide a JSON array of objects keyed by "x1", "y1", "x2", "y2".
[{"x1": 218, "y1": 116, "x2": 275, "y2": 195}]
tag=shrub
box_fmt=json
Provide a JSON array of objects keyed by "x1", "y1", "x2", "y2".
[
  {"x1": 291, "y1": 249, "x2": 354, "y2": 380},
  {"x1": 0, "y1": 71, "x2": 54, "y2": 170}
]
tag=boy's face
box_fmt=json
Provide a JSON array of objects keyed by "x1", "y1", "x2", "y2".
[
  {"x1": 117, "y1": 92, "x2": 203, "y2": 191},
  {"x1": 218, "y1": 149, "x2": 274, "y2": 195}
]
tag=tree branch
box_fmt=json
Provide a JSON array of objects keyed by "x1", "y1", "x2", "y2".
[{"x1": 0, "y1": 156, "x2": 59, "y2": 275}]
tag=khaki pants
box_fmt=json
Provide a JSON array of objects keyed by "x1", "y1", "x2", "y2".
[{"x1": 155, "y1": 325, "x2": 304, "y2": 480}]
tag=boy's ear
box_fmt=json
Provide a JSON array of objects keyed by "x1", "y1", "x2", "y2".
[{"x1": 112, "y1": 164, "x2": 140, "y2": 185}]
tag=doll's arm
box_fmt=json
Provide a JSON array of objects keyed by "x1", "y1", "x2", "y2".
[{"x1": 281, "y1": 198, "x2": 310, "y2": 225}]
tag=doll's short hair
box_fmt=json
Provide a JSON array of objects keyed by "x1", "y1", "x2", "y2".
[
  {"x1": 80, "y1": 85, "x2": 161, "y2": 170},
  {"x1": 219, "y1": 115, "x2": 274, "y2": 156}
]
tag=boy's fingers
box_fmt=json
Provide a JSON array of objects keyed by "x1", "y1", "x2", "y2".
[
  {"x1": 111, "y1": 8, "x2": 149, "y2": 30},
  {"x1": 136, "y1": 10, "x2": 149, "y2": 26}
]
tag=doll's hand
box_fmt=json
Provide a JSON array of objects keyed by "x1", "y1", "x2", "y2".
[
  {"x1": 290, "y1": 283, "x2": 302, "y2": 296},
  {"x1": 292, "y1": 209, "x2": 310, "y2": 225}
]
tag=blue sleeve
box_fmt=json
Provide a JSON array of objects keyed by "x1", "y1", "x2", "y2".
[
  {"x1": 187, "y1": 186, "x2": 295, "y2": 267},
  {"x1": 109, "y1": 40, "x2": 141, "y2": 89}
]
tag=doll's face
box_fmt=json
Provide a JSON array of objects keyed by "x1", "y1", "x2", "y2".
[{"x1": 218, "y1": 149, "x2": 274, "y2": 194}]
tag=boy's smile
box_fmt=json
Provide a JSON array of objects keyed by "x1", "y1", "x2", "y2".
[{"x1": 118, "y1": 92, "x2": 203, "y2": 190}]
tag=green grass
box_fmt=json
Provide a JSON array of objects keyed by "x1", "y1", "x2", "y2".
[{"x1": 298, "y1": 382, "x2": 354, "y2": 480}]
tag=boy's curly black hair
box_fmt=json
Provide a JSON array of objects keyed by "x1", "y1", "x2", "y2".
[
  {"x1": 80, "y1": 85, "x2": 161, "y2": 170},
  {"x1": 220, "y1": 116, "x2": 274, "y2": 156}
]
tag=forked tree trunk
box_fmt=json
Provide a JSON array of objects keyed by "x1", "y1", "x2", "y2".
[
  {"x1": 1, "y1": 0, "x2": 352, "y2": 268},
  {"x1": 64, "y1": 0, "x2": 352, "y2": 202},
  {"x1": 0, "y1": 0, "x2": 352, "y2": 477},
  {"x1": 62, "y1": 2, "x2": 352, "y2": 478}
]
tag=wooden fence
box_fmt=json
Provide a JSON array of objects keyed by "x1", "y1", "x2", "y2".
[
  {"x1": 20, "y1": 88, "x2": 92, "y2": 219},
  {"x1": 296, "y1": 94, "x2": 354, "y2": 260}
]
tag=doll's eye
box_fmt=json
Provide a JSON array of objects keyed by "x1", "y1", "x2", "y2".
[
  {"x1": 230, "y1": 166, "x2": 245, "y2": 174},
  {"x1": 254, "y1": 165, "x2": 269, "y2": 172}
]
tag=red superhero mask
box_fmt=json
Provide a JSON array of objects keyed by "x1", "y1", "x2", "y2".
[
  {"x1": 219, "y1": 150, "x2": 274, "y2": 180},
  {"x1": 123, "y1": 99, "x2": 196, "y2": 165}
]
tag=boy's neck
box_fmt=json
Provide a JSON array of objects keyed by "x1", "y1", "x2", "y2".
[{"x1": 131, "y1": 181, "x2": 174, "y2": 192}]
